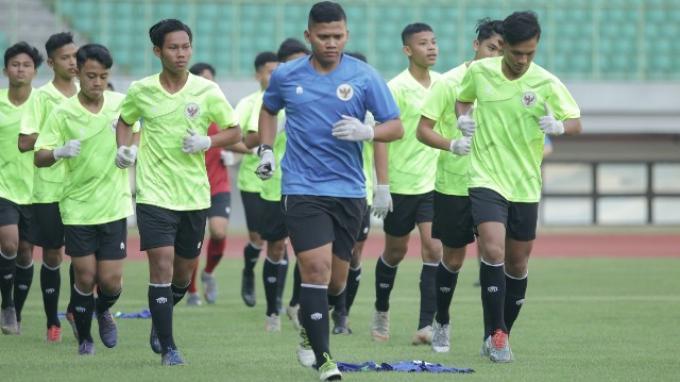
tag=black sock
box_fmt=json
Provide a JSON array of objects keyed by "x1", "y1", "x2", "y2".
[
  {"x1": 374, "y1": 257, "x2": 398, "y2": 312},
  {"x1": 0, "y1": 252, "x2": 16, "y2": 309},
  {"x1": 435, "y1": 263, "x2": 459, "y2": 325},
  {"x1": 67, "y1": 263, "x2": 75, "y2": 314},
  {"x1": 263, "y1": 257, "x2": 279, "y2": 316},
  {"x1": 504, "y1": 274, "x2": 528, "y2": 334},
  {"x1": 329, "y1": 290, "x2": 346, "y2": 316},
  {"x1": 243, "y1": 242, "x2": 261, "y2": 273},
  {"x1": 289, "y1": 263, "x2": 301, "y2": 306},
  {"x1": 95, "y1": 286, "x2": 121, "y2": 315},
  {"x1": 276, "y1": 250, "x2": 289, "y2": 312},
  {"x1": 14, "y1": 263, "x2": 34, "y2": 322},
  {"x1": 148, "y1": 284, "x2": 176, "y2": 353},
  {"x1": 71, "y1": 285, "x2": 94, "y2": 343},
  {"x1": 300, "y1": 285, "x2": 330, "y2": 367},
  {"x1": 480, "y1": 261, "x2": 507, "y2": 337},
  {"x1": 40, "y1": 264, "x2": 61, "y2": 327},
  {"x1": 345, "y1": 267, "x2": 361, "y2": 314},
  {"x1": 171, "y1": 283, "x2": 189, "y2": 306},
  {"x1": 418, "y1": 264, "x2": 438, "y2": 329}
]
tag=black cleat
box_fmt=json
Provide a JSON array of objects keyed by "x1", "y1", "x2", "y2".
[{"x1": 241, "y1": 269, "x2": 256, "y2": 307}]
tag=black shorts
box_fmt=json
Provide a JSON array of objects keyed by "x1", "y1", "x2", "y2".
[
  {"x1": 432, "y1": 192, "x2": 475, "y2": 248},
  {"x1": 383, "y1": 192, "x2": 434, "y2": 237},
  {"x1": 260, "y1": 199, "x2": 287, "y2": 242},
  {"x1": 32, "y1": 202, "x2": 64, "y2": 249},
  {"x1": 283, "y1": 195, "x2": 366, "y2": 262},
  {"x1": 356, "y1": 204, "x2": 371, "y2": 242},
  {"x1": 469, "y1": 188, "x2": 539, "y2": 241},
  {"x1": 64, "y1": 219, "x2": 128, "y2": 260},
  {"x1": 136, "y1": 203, "x2": 208, "y2": 259},
  {"x1": 208, "y1": 192, "x2": 231, "y2": 219},
  {"x1": 240, "y1": 191, "x2": 266, "y2": 233},
  {"x1": 0, "y1": 197, "x2": 33, "y2": 243}
]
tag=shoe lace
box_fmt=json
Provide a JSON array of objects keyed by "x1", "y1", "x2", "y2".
[
  {"x1": 319, "y1": 353, "x2": 336, "y2": 371},
  {"x1": 492, "y1": 329, "x2": 507, "y2": 349},
  {"x1": 299, "y1": 328, "x2": 311, "y2": 349}
]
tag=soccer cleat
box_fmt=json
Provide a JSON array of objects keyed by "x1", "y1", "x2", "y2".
[
  {"x1": 286, "y1": 304, "x2": 301, "y2": 330},
  {"x1": 265, "y1": 314, "x2": 281, "y2": 332},
  {"x1": 149, "y1": 324, "x2": 162, "y2": 354},
  {"x1": 431, "y1": 321, "x2": 450, "y2": 353},
  {"x1": 186, "y1": 292, "x2": 202, "y2": 306},
  {"x1": 96, "y1": 309, "x2": 118, "y2": 348},
  {"x1": 201, "y1": 270, "x2": 218, "y2": 304},
  {"x1": 489, "y1": 329, "x2": 513, "y2": 363},
  {"x1": 480, "y1": 335, "x2": 491, "y2": 357},
  {"x1": 331, "y1": 310, "x2": 351, "y2": 335},
  {"x1": 240, "y1": 269, "x2": 256, "y2": 307},
  {"x1": 46, "y1": 325, "x2": 62, "y2": 343},
  {"x1": 318, "y1": 353, "x2": 342, "y2": 381},
  {"x1": 370, "y1": 310, "x2": 390, "y2": 342},
  {"x1": 66, "y1": 309, "x2": 79, "y2": 340},
  {"x1": 411, "y1": 325, "x2": 434, "y2": 345},
  {"x1": 297, "y1": 327, "x2": 316, "y2": 368},
  {"x1": 161, "y1": 349, "x2": 185, "y2": 366},
  {"x1": 1, "y1": 307, "x2": 19, "y2": 335},
  {"x1": 78, "y1": 340, "x2": 95, "y2": 355}
]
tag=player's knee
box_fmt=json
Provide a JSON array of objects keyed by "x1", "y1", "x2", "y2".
[
  {"x1": 0, "y1": 241, "x2": 18, "y2": 257},
  {"x1": 328, "y1": 280, "x2": 346, "y2": 296},
  {"x1": 505, "y1": 261, "x2": 528, "y2": 278},
  {"x1": 442, "y1": 249, "x2": 465, "y2": 272},
  {"x1": 248, "y1": 232, "x2": 263, "y2": 247},
  {"x1": 75, "y1": 271, "x2": 96, "y2": 292},
  {"x1": 43, "y1": 250, "x2": 63, "y2": 268},
  {"x1": 209, "y1": 229, "x2": 226, "y2": 241},
  {"x1": 382, "y1": 242, "x2": 407, "y2": 265},
  {"x1": 15, "y1": 250, "x2": 32, "y2": 267},
  {"x1": 300, "y1": 261, "x2": 331, "y2": 283},
  {"x1": 349, "y1": 256, "x2": 362, "y2": 269},
  {"x1": 266, "y1": 241, "x2": 286, "y2": 261}
]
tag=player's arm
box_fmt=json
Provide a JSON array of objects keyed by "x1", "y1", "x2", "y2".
[
  {"x1": 372, "y1": 119, "x2": 403, "y2": 142},
  {"x1": 226, "y1": 140, "x2": 254, "y2": 153},
  {"x1": 206, "y1": 124, "x2": 242, "y2": 148},
  {"x1": 18, "y1": 133, "x2": 38, "y2": 152},
  {"x1": 416, "y1": 116, "x2": 449, "y2": 150},
  {"x1": 258, "y1": 106, "x2": 277, "y2": 147},
  {"x1": 35, "y1": 119, "x2": 79, "y2": 167},
  {"x1": 562, "y1": 118, "x2": 582, "y2": 135}
]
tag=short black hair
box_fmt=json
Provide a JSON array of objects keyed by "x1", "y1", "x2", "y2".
[
  {"x1": 308, "y1": 1, "x2": 346, "y2": 26},
  {"x1": 45, "y1": 32, "x2": 74, "y2": 58},
  {"x1": 189, "y1": 62, "x2": 215, "y2": 77},
  {"x1": 4, "y1": 41, "x2": 43, "y2": 68},
  {"x1": 401, "y1": 23, "x2": 433, "y2": 45},
  {"x1": 277, "y1": 38, "x2": 310, "y2": 62},
  {"x1": 76, "y1": 44, "x2": 113, "y2": 69},
  {"x1": 346, "y1": 51, "x2": 367, "y2": 63},
  {"x1": 149, "y1": 19, "x2": 193, "y2": 48},
  {"x1": 502, "y1": 11, "x2": 541, "y2": 45},
  {"x1": 475, "y1": 18, "x2": 504, "y2": 41},
  {"x1": 254, "y1": 52, "x2": 278, "y2": 71}
]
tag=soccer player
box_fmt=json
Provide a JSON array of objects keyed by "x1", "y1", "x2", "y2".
[
  {"x1": 455, "y1": 11, "x2": 581, "y2": 362},
  {"x1": 0, "y1": 42, "x2": 43, "y2": 335},
  {"x1": 257, "y1": 2, "x2": 403, "y2": 379},
  {"x1": 371, "y1": 22, "x2": 441, "y2": 345},
  {"x1": 34, "y1": 43, "x2": 138, "y2": 355},
  {"x1": 18, "y1": 32, "x2": 78, "y2": 342},
  {"x1": 416, "y1": 18, "x2": 503, "y2": 353},
  {"x1": 115, "y1": 19, "x2": 241, "y2": 365}
]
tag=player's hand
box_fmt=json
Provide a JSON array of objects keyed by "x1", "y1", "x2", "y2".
[
  {"x1": 182, "y1": 129, "x2": 212, "y2": 153},
  {"x1": 331, "y1": 115, "x2": 374, "y2": 142},
  {"x1": 53, "y1": 140, "x2": 81, "y2": 159},
  {"x1": 539, "y1": 102, "x2": 565, "y2": 135},
  {"x1": 255, "y1": 146, "x2": 275, "y2": 180},
  {"x1": 457, "y1": 108, "x2": 475, "y2": 137},
  {"x1": 220, "y1": 150, "x2": 236, "y2": 166},
  {"x1": 115, "y1": 145, "x2": 138, "y2": 168},
  {"x1": 372, "y1": 184, "x2": 393, "y2": 219},
  {"x1": 449, "y1": 136, "x2": 472, "y2": 156}
]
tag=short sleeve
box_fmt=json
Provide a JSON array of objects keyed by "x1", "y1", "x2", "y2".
[
  {"x1": 547, "y1": 79, "x2": 580, "y2": 121},
  {"x1": 206, "y1": 84, "x2": 238, "y2": 129},
  {"x1": 34, "y1": 111, "x2": 63, "y2": 151},
  {"x1": 457, "y1": 67, "x2": 477, "y2": 103},
  {"x1": 119, "y1": 83, "x2": 142, "y2": 126},
  {"x1": 235, "y1": 96, "x2": 254, "y2": 133},
  {"x1": 365, "y1": 69, "x2": 400, "y2": 123},
  {"x1": 421, "y1": 78, "x2": 453, "y2": 122},
  {"x1": 130, "y1": 120, "x2": 141, "y2": 133},
  {"x1": 262, "y1": 68, "x2": 284, "y2": 113},
  {"x1": 19, "y1": 93, "x2": 41, "y2": 135}
]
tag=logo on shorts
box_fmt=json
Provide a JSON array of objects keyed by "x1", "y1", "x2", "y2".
[
  {"x1": 296, "y1": 86, "x2": 304, "y2": 95},
  {"x1": 266, "y1": 276, "x2": 277, "y2": 284},
  {"x1": 226, "y1": 207, "x2": 231, "y2": 215},
  {"x1": 521, "y1": 91, "x2": 537, "y2": 107},
  {"x1": 75, "y1": 306, "x2": 86, "y2": 313},
  {"x1": 336, "y1": 83, "x2": 354, "y2": 101},
  {"x1": 310, "y1": 312, "x2": 323, "y2": 321},
  {"x1": 45, "y1": 288, "x2": 55, "y2": 294},
  {"x1": 363, "y1": 227, "x2": 369, "y2": 234},
  {"x1": 156, "y1": 297, "x2": 168, "y2": 304},
  {"x1": 516, "y1": 298, "x2": 525, "y2": 306},
  {"x1": 120, "y1": 242, "x2": 125, "y2": 250},
  {"x1": 197, "y1": 242, "x2": 202, "y2": 249},
  {"x1": 439, "y1": 286, "x2": 451, "y2": 293},
  {"x1": 185, "y1": 102, "x2": 201, "y2": 119},
  {"x1": 487, "y1": 286, "x2": 499, "y2": 293}
]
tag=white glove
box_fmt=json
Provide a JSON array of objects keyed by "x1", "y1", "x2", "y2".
[
  {"x1": 372, "y1": 184, "x2": 393, "y2": 219},
  {"x1": 182, "y1": 129, "x2": 212, "y2": 153},
  {"x1": 539, "y1": 102, "x2": 565, "y2": 135},
  {"x1": 255, "y1": 146, "x2": 275, "y2": 180},
  {"x1": 449, "y1": 136, "x2": 471, "y2": 156},
  {"x1": 457, "y1": 108, "x2": 476, "y2": 137},
  {"x1": 220, "y1": 150, "x2": 236, "y2": 166},
  {"x1": 53, "y1": 140, "x2": 81, "y2": 159},
  {"x1": 331, "y1": 115, "x2": 374, "y2": 142},
  {"x1": 115, "y1": 145, "x2": 138, "y2": 168}
]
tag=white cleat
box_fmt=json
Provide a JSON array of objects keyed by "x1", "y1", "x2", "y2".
[
  {"x1": 297, "y1": 327, "x2": 316, "y2": 368},
  {"x1": 265, "y1": 314, "x2": 281, "y2": 332},
  {"x1": 431, "y1": 321, "x2": 450, "y2": 352},
  {"x1": 411, "y1": 325, "x2": 433, "y2": 345},
  {"x1": 201, "y1": 270, "x2": 217, "y2": 304},
  {"x1": 371, "y1": 310, "x2": 390, "y2": 342},
  {"x1": 186, "y1": 292, "x2": 202, "y2": 306},
  {"x1": 286, "y1": 304, "x2": 301, "y2": 331}
]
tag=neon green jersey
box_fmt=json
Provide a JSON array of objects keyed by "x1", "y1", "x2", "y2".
[
  {"x1": 20, "y1": 81, "x2": 78, "y2": 203},
  {"x1": 387, "y1": 69, "x2": 441, "y2": 195},
  {"x1": 35, "y1": 91, "x2": 140, "y2": 225},
  {"x1": 236, "y1": 90, "x2": 263, "y2": 193},
  {"x1": 120, "y1": 73, "x2": 238, "y2": 211},
  {"x1": 458, "y1": 57, "x2": 580, "y2": 202},
  {"x1": 0, "y1": 88, "x2": 35, "y2": 205},
  {"x1": 421, "y1": 63, "x2": 469, "y2": 196}
]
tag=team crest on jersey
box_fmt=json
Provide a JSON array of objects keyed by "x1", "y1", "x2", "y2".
[
  {"x1": 185, "y1": 102, "x2": 200, "y2": 119},
  {"x1": 336, "y1": 83, "x2": 353, "y2": 101},
  {"x1": 295, "y1": 85, "x2": 304, "y2": 95},
  {"x1": 521, "y1": 91, "x2": 537, "y2": 107}
]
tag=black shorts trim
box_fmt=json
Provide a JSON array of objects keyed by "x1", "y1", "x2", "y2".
[
  {"x1": 0, "y1": 197, "x2": 33, "y2": 243},
  {"x1": 356, "y1": 204, "x2": 371, "y2": 242},
  {"x1": 31, "y1": 202, "x2": 64, "y2": 249},
  {"x1": 469, "y1": 187, "x2": 538, "y2": 241},
  {"x1": 383, "y1": 192, "x2": 434, "y2": 237},
  {"x1": 65, "y1": 219, "x2": 128, "y2": 260},
  {"x1": 240, "y1": 191, "x2": 266, "y2": 233},
  {"x1": 432, "y1": 192, "x2": 475, "y2": 248},
  {"x1": 136, "y1": 203, "x2": 208, "y2": 259},
  {"x1": 208, "y1": 192, "x2": 231, "y2": 219}
]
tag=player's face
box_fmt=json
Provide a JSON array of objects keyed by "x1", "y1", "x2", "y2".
[
  {"x1": 255, "y1": 61, "x2": 278, "y2": 89},
  {"x1": 502, "y1": 36, "x2": 538, "y2": 77},
  {"x1": 305, "y1": 21, "x2": 348, "y2": 67},
  {"x1": 3, "y1": 53, "x2": 36, "y2": 87},
  {"x1": 155, "y1": 31, "x2": 192, "y2": 73},
  {"x1": 48, "y1": 43, "x2": 77, "y2": 80},
  {"x1": 473, "y1": 33, "x2": 503, "y2": 60},
  {"x1": 197, "y1": 69, "x2": 214, "y2": 81},
  {"x1": 404, "y1": 31, "x2": 438, "y2": 67},
  {"x1": 78, "y1": 59, "x2": 109, "y2": 101}
]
